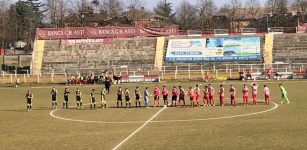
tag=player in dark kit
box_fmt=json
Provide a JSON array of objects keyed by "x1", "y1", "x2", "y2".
[
  {"x1": 63, "y1": 88, "x2": 70, "y2": 109},
  {"x1": 117, "y1": 87, "x2": 123, "y2": 108},
  {"x1": 101, "y1": 88, "x2": 107, "y2": 108},
  {"x1": 75, "y1": 88, "x2": 83, "y2": 109},
  {"x1": 90, "y1": 89, "x2": 96, "y2": 109},
  {"x1": 135, "y1": 87, "x2": 141, "y2": 108},
  {"x1": 25, "y1": 90, "x2": 33, "y2": 112},
  {"x1": 178, "y1": 86, "x2": 186, "y2": 108},
  {"x1": 125, "y1": 88, "x2": 131, "y2": 108},
  {"x1": 50, "y1": 87, "x2": 58, "y2": 109}
]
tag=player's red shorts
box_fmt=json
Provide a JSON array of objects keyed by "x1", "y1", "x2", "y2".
[
  {"x1": 252, "y1": 94, "x2": 257, "y2": 100},
  {"x1": 265, "y1": 95, "x2": 270, "y2": 100},
  {"x1": 220, "y1": 96, "x2": 224, "y2": 102},
  {"x1": 243, "y1": 96, "x2": 248, "y2": 102},
  {"x1": 209, "y1": 95, "x2": 214, "y2": 101},
  {"x1": 203, "y1": 96, "x2": 208, "y2": 101},
  {"x1": 154, "y1": 96, "x2": 159, "y2": 100},
  {"x1": 220, "y1": 96, "x2": 224, "y2": 100},
  {"x1": 231, "y1": 95, "x2": 235, "y2": 101},
  {"x1": 189, "y1": 96, "x2": 194, "y2": 101},
  {"x1": 195, "y1": 95, "x2": 200, "y2": 101}
]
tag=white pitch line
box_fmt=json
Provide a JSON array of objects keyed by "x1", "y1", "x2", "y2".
[
  {"x1": 49, "y1": 100, "x2": 278, "y2": 124},
  {"x1": 49, "y1": 101, "x2": 279, "y2": 149},
  {"x1": 49, "y1": 103, "x2": 148, "y2": 124},
  {"x1": 111, "y1": 107, "x2": 166, "y2": 150},
  {"x1": 151, "y1": 101, "x2": 279, "y2": 123}
]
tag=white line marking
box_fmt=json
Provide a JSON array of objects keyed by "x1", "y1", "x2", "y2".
[
  {"x1": 151, "y1": 101, "x2": 279, "y2": 123},
  {"x1": 111, "y1": 107, "x2": 166, "y2": 150},
  {"x1": 49, "y1": 100, "x2": 278, "y2": 124},
  {"x1": 49, "y1": 101, "x2": 278, "y2": 149},
  {"x1": 49, "y1": 103, "x2": 147, "y2": 124}
]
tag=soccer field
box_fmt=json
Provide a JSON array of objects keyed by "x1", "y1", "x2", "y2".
[{"x1": 0, "y1": 80, "x2": 307, "y2": 150}]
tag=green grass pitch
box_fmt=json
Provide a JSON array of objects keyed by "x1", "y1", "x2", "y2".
[{"x1": 0, "y1": 80, "x2": 307, "y2": 150}]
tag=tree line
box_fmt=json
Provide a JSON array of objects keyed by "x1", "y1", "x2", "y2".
[{"x1": 0, "y1": 0, "x2": 306, "y2": 49}]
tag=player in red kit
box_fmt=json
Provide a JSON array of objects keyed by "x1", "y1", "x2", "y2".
[
  {"x1": 171, "y1": 86, "x2": 178, "y2": 107},
  {"x1": 188, "y1": 87, "x2": 195, "y2": 108},
  {"x1": 219, "y1": 85, "x2": 225, "y2": 106},
  {"x1": 242, "y1": 84, "x2": 249, "y2": 106},
  {"x1": 153, "y1": 86, "x2": 160, "y2": 107},
  {"x1": 204, "y1": 72, "x2": 209, "y2": 82},
  {"x1": 251, "y1": 83, "x2": 258, "y2": 105},
  {"x1": 161, "y1": 86, "x2": 169, "y2": 107},
  {"x1": 194, "y1": 84, "x2": 201, "y2": 107},
  {"x1": 203, "y1": 85, "x2": 209, "y2": 106},
  {"x1": 208, "y1": 84, "x2": 215, "y2": 106},
  {"x1": 263, "y1": 85, "x2": 270, "y2": 105},
  {"x1": 178, "y1": 86, "x2": 186, "y2": 108},
  {"x1": 229, "y1": 85, "x2": 236, "y2": 106}
]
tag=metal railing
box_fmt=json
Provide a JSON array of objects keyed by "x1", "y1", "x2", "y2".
[{"x1": 159, "y1": 63, "x2": 307, "y2": 80}]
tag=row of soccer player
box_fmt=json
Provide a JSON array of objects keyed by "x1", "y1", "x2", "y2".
[
  {"x1": 116, "y1": 83, "x2": 290, "y2": 108},
  {"x1": 25, "y1": 87, "x2": 106, "y2": 111},
  {"x1": 24, "y1": 83, "x2": 290, "y2": 111},
  {"x1": 138, "y1": 83, "x2": 270, "y2": 108}
]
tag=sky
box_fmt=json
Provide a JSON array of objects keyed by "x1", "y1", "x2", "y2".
[{"x1": 143, "y1": 0, "x2": 268, "y2": 10}]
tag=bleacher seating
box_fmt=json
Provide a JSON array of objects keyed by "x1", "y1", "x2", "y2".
[
  {"x1": 40, "y1": 38, "x2": 157, "y2": 74},
  {"x1": 273, "y1": 34, "x2": 307, "y2": 63}
]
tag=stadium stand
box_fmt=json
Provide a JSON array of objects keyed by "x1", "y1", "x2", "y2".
[
  {"x1": 272, "y1": 34, "x2": 307, "y2": 63},
  {"x1": 27, "y1": 26, "x2": 307, "y2": 83},
  {"x1": 38, "y1": 38, "x2": 157, "y2": 74}
]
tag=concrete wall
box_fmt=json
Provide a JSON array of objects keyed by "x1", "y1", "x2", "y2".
[
  {"x1": 3, "y1": 55, "x2": 32, "y2": 67},
  {"x1": 273, "y1": 34, "x2": 307, "y2": 63},
  {"x1": 41, "y1": 38, "x2": 157, "y2": 74}
]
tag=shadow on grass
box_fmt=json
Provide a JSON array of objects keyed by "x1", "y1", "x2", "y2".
[{"x1": 0, "y1": 107, "x2": 51, "y2": 112}]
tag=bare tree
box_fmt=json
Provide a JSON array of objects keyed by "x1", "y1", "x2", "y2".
[
  {"x1": 126, "y1": 0, "x2": 144, "y2": 11},
  {"x1": 218, "y1": 0, "x2": 242, "y2": 31},
  {"x1": 66, "y1": 0, "x2": 83, "y2": 13},
  {"x1": 219, "y1": 0, "x2": 242, "y2": 18},
  {"x1": 266, "y1": 0, "x2": 293, "y2": 27},
  {"x1": 292, "y1": 0, "x2": 307, "y2": 22},
  {"x1": 266, "y1": 0, "x2": 289, "y2": 13},
  {"x1": 230, "y1": 0, "x2": 242, "y2": 16},
  {"x1": 91, "y1": 0, "x2": 123, "y2": 17},
  {"x1": 125, "y1": 0, "x2": 145, "y2": 22},
  {"x1": 44, "y1": 0, "x2": 68, "y2": 27},
  {"x1": 197, "y1": 0, "x2": 217, "y2": 29},
  {"x1": 176, "y1": 0, "x2": 198, "y2": 30},
  {"x1": 154, "y1": 0, "x2": 176, "y2": 26},
  {"x1": 245, "y1": 0, "x2": 261, "y2": 19},
  {"x1": 0, "y1": 0, "x2": 11, "y2": 48}
]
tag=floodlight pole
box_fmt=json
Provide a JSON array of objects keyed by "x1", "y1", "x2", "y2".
[
  {"x1": 1, "y1": 4, "x2": 5, "y2": 49},
  {"x1": 188, "y1": 64, "x2": 191, "y2": 79},
  {"x1": 267, "y1": 15, "x2": 269, "y2": 32}
]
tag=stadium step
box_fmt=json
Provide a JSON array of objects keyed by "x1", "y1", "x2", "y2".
[
  {"x1": 154, "y1": 37, "x2": 166, "y2": 71},
  {"x1": 272, "y1": 33, "x2": 307, "y2": 63},
  {"x1": 264, "y1": 33, "x2": 274, "y2": 66},
  {"x1": 32, "y1": 40, "x2": 46, "y2": 75}
]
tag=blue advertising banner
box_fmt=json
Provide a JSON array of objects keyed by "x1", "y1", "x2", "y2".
[{"x1": 165, "y1": 37, "x2": 261, "y2": 62}]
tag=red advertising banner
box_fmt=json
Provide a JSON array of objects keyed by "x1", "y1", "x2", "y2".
[
  {"x1": 36, "y1": 25, "x2": 179, "y2": 39},
  {"x1": 297, "y1": 22, "x2": 307, "y2": 33},
  {"x1": 0, "y1": 48, "x2": 5, "y2": 56},
  {"x1": 60, "y1": 38, "x2": 114, "y2": 46}
]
